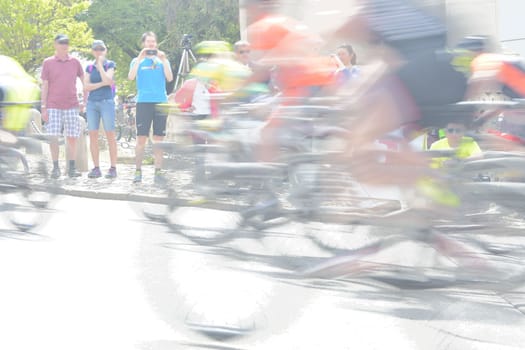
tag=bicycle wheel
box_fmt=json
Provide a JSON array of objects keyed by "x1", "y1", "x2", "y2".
[
  {"x1": 0, "y1": 177, "x2": 58, "y2": 232},
  {"x1": 0, "y1": 154, "x2": 29, "y2": 178},
  {"x1": 165, "y1": 206, "x2": 247, "y2": 246},
  {"x1": 141, "y1": 189, "x2": 252, "y2": 246},
  {"x1": 0, "y1": 141, "x2": 59, "y2": 231},
  {"x1": 307, "y1": 222, "x2": 382, "y2": 253},
  {"x1": 138, "y1": 206, "x2": 317, "y2": 343},
  {"x1": 1, "y1": 188, "x2": 56, "y2": 232}
]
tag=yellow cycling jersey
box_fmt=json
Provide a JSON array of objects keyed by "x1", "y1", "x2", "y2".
[
  {"x1": 429, "y1": 136, "x2": 482, "y2": 168},
  {"x1": 0, "y1": 55, "x2": 40, "y2": 131}
]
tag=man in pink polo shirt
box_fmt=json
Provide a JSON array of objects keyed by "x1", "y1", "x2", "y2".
[{"x1": 41, "y1": 34, "x2": 84, "y2": 178}]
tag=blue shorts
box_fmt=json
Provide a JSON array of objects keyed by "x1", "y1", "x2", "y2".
[{"x1": 86, "y1": 98, "x2": 116, "y2": 131}]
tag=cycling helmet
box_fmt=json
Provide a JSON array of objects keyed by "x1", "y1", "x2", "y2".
[
  {"x1": 456, "y1": 35, "x2": 488, "y2": 53},
  {"x1": 193, "y1": 41, "x2": 232, "y2": 56}
]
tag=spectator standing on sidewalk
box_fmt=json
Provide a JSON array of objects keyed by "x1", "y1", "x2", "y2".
[
  {"x1": 429, "y1": 120, "x2": 482, "y2": 168},
  {"x1": 128, "y1": 31, "x2": 173, "y2": 184},
  {"x1": 234, "y1": 40, "x2": 253, "y2": 68},
  {"x1": 40, "y1": 34, "x2": 84, "y2": 178},
  {"x1": 233, "y1": 39, "x2": 275, "y2": 98},
  {"x1": 84, "y1": 40, "x2": 118, "y2": 179},
  {"x1": 334, "y1": 44, "x2": 360, "y2": 85}
]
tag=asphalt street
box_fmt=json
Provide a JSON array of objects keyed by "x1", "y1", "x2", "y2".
[{"x1": 0, "y1": 195, "x2": 524, "y2": 350}]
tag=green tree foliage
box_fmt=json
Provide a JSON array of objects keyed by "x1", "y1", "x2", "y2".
[
  {"x1": 86, "y1": 0, "x2": 240, "y2": 97},
  {"x1": 85, "y1": 0, "x2": 167, "y2": 97},
  {"x1": 164, "y1": 0, "x2": 240, "y2": 92},
  {"x1": 163, "y1": 0, "x2": 240, "y2": 49},
  {"x1": 0, "y1": 0, "x2": 92, "y2": 73}
]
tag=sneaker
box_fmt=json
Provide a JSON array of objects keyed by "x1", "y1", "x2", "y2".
[
  {"x1": 154, "y1": 171, "x2": 168, "y2": 186},
  {"x1": 50, "y1": 167, "x2": 61, "y2": 179},
  {"x1": 68, "y1": 168, "x2": 82, "y2": 178},
  {"x1": 133, "y1": 170, "x2": 142, "y2": 183},
  {"x1": 88, "y1": 167, "x2": 102, "y2": 178},
  {"x1": 105, "y1": 167, "x2": 117, "y2": 179}
]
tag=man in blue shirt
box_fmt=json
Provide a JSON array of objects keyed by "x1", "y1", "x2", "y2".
[{"x1": 128, "y1": 31, "x2": 173, "y2": 184}]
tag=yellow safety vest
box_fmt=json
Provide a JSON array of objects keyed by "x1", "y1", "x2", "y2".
[{"x1": 429, "y1": 136, "x2": 482, "y2": 168}]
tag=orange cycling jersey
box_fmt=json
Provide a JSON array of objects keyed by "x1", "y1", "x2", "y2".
[
  {"x1": 247, "y1": 15, "x2": 337, "y2": 91},
  {"x1": 471, "y1": 53, "x2": 525, "y2": 98}
]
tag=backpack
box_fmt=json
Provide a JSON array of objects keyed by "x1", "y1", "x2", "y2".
[{"x1": 87, "y1": 61, "x2": 116, "y2": 97}]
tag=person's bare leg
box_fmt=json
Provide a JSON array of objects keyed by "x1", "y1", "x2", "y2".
[
  {"x1": 258, "y1": 122, "x2": 279, "y2": 162},
  {"x1": 135, "y1": 135, "x2": 148, "y2": 169},
  {"x1": 105, "y1": 130, "x2": 118, "y2": 167},
  {"x1": 67, "y1": 137, "x2": 77, "y2": 162},
  {"x1": 89, "y1": 130, "x2": 100, "y2": 167},
  {"x1": 50, "y1": 138, "x2": 59, "y2": 162}
]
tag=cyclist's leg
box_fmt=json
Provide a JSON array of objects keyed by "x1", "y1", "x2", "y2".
[
  {"x1": 257, "y1": 87, "x2": 310, "y2": 162},
  {"x1": 345, "y1": 75, "x2": 430, "y2": 186}
]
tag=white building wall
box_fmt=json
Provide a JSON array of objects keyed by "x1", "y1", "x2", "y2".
[{"x1": 445, "y1": 0, "x2": 499, "y2": 48}]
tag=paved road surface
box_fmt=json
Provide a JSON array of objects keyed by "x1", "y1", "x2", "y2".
[{"x1": 1, "y1": 196, "x2": 524, "y2": 350}]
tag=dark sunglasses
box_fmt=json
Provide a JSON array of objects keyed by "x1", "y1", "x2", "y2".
[
  {"x1": 93, "y1": 47, "x2": 106, "y2": 51},
  {"x1": 446, "y1": 127, "x2": 465, "y2": 134},
  {"x1": 57, "y1": 40, "x2": 69, "y2": 45},
  {"x1": 238, "y1": 50, "x2": 250, "y2": 54}
]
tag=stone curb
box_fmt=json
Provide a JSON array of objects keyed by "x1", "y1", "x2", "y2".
[
  {"x1": 60, "y1": 187, "x2": 168, "y2": 204},
  {"x1": 55, "y1": 185, "x2": 402, "y2": 221},
  {"x1": 57, "y1": 186, "x2": 255, "y2": 212}
]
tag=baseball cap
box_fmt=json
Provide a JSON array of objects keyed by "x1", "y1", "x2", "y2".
[
  {"x1": 92, "y1": 39, "x2": 107, "y2": 50},
  {"x1": 54, "y1": 34, "x2": 69, "y2": 43}
]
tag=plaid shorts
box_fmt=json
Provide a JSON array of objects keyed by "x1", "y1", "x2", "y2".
[{"x1": 46, "y1": 108, "x2": 81, "y2": 137}]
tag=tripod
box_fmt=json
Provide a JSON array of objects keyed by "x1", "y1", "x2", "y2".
[{"x1": 173, "y1": 46, "x2": 197, "y2": 92}]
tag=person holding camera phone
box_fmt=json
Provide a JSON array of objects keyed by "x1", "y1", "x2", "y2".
[{"x1": 128, "y1": 31, "x2": 173, "y2": 184}]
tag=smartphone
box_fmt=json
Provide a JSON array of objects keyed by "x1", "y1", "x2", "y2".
[{"x1": 145, "y1": 49, "x2": 157, "y2": 56}]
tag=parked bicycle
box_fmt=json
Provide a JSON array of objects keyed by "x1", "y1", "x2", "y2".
[{"x1": 116, "y1": 100, "x2": 136, "y2": 147}]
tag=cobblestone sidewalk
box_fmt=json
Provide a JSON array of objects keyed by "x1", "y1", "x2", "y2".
[{"x1": 29, "y1": 138, "x2": 194, "y2": 204}]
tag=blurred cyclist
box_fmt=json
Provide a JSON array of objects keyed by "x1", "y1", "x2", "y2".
[
  {"x1": 0, "y1": 55, "x2": 40, "y2": 132},
  {"x1": 333, "y1": 1, "x2": 502, "y2": 186},
  {"x1": 233, "y1": 40, "x2": 253, "y2": 68},
  {"x1": 242, "y1": 0, "x2": 340, "y2": 160}
]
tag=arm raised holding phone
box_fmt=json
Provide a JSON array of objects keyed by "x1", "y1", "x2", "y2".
[{"x1": 127, "y1": 31, "x2": 173, "y2": 184}]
